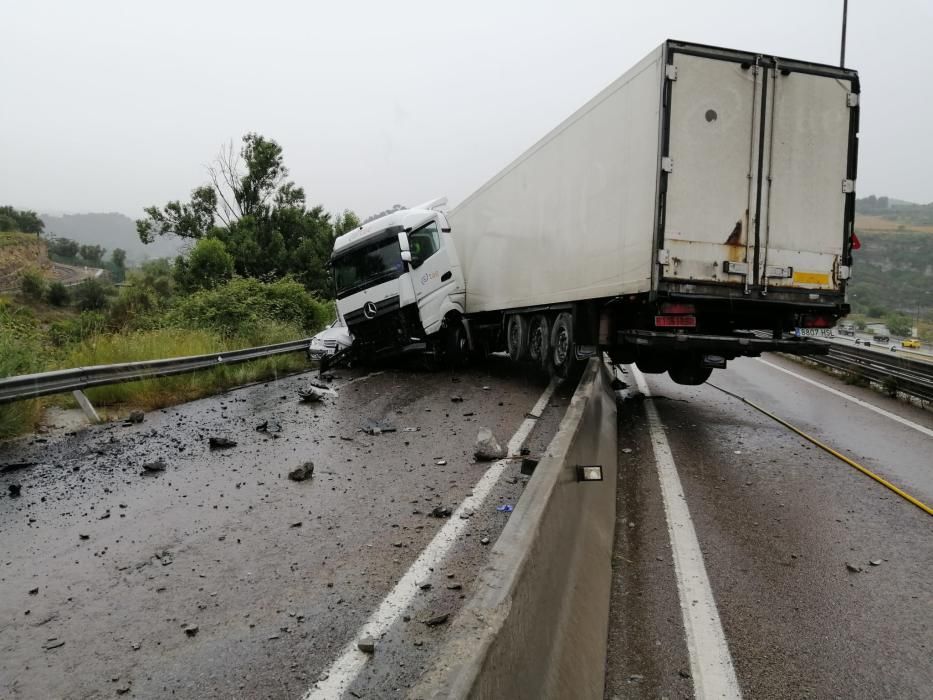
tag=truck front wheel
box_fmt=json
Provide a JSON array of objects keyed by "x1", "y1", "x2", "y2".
[{"x1": 445, "y1": 321, "x2": 469, "y2": 368}]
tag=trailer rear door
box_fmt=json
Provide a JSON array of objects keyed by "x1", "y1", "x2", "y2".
[{"x1": 658, "y1": 46, "x2": 857, "y2": 296}]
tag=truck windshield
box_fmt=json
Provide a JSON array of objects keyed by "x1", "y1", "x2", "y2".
[{"x1": 333, "y1": 234, "x2": 404, "y2": 299}]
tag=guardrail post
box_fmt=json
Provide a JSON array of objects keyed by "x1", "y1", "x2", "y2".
[{"x1": 72, "y1": 390, "x2": 102, "y2": 424}]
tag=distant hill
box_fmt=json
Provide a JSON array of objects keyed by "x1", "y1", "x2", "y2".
[
  {"x1": 855, "y1": 195, "x2": 933, "y2": 230},
  {"x1": 40, "y1": 212, "x2": 184, "y2": 263}
]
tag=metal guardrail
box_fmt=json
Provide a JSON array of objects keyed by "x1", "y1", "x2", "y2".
[
  {"x1": 801, "y1": 343, "x2": 933, "y2": 403},
  {"x1": 0, "y1": 338, "x2": 311, "y2": 405}
]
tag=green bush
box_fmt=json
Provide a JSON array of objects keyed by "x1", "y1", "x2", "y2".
[
  {"x1": 48, "y1": 311, "x2": 108, "y2": 347},
  {"x1": 46, "y1": 281, "x2": 71, "y2": 306},
  {"x1": 73, "y1": 278, "x2": 112, "y2": 311},
  {"x1": 19, "y1": 268, "x2": 47, "y2": 300},
  {"x1": 169, "y1": 277, "x2": 329, "y2": 339},
  {"x1": 174, "y1": 237, "x2": 234, "y2": 291},
  {"x1": 0, "y1": 302, "x2": 44, "y2": 438}
]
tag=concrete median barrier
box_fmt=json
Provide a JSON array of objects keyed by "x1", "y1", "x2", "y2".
[{"x1": 412, "y1": 357, "x2": 618, "y2": 699}]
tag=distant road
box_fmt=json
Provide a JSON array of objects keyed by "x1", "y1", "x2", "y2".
[{"x1": 51, "y1": 261, "x2": 105, "y2": 286}]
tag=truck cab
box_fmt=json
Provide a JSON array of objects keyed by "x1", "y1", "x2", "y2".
[{"x1": 331, "y1": 198, "x2": 465, "y2": 358}]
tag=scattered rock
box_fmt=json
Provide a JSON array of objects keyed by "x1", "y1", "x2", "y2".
[
  {"x1": 362, "y1": 419, "x2": 397, "y2": 435},
  {"x1": 79, "y1": 534, "x2": 90, "y2": 540},
  {"x1": 8, "y1": 483, "x2": 22, "y2": 497},
  {"x1": 628, "y1": 674, "x2": 644, "y2": 683},
  {"x1": 357, "y1": 637, "x2": 375, "y2": 653},
  {"x1": 447, "y1": 583, "x2": 462, "y2": 590},
  {"x1": 28, "y1": 587, "x2": 39, "y2": 595},
  {"x1": 131, "y1": 642, "x2": 140, "y2": 651},
  {"x1": 422, "y1": 613, "x2": 449, "y2": 627},
  {"x1": 845, "y1": 562, "x2": 863, "y2": 573},
  {"x1": 127, "y1": 411, "x2": 145, "y2": 424},
  {"x1": 419, "y1": 582, "x2": 432, "y2": 591},
  {"x1": 869, "y1": 559, "x2": 882, "y2": 566},
  {"x1": 116, "y1": 686, "x2": 131, "y2": 695},
  {"x1": 678, "y1": 669, "x2": 691, "y2": 679},
  {"x1": 429, "y1": 506, "x2": 453, "y2": 519},
  {"x1": 288, "y1": 462, "x2": 315, "y2": 482},
  {"x1": 480, "y1": 536, "x2": 490, "y2": 545},
  {"x1": 142, "y1": 459, "x2": 166, "y2": 472},
  {"x1": 208, "y1": 437, "x2": 237, "y2": 449},
  {"x1": 474, "y1": 427, "x2": 506, "y2": 461},
  {"x1": 290, "y1": 521, "x2": 303, "y2": 528},
  {"x1": 435, "y1": 459, "x2": 447, "y2": 466},
  {"x1": 184, "y1": 625, "x2": 199, "y2": 637},
  {"x1": 43, "y1": 639, "x2": 65, "y2": 651},
  {"x1": 450, "y1": 396, "x2": 464, "y2": 403},
  {"x1": 621, "y1": 448, "x2": 633, "y2": 454}
]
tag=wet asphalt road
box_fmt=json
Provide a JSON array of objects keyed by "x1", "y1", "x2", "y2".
[
  {"x1": 0, "y1": 359, "x2": 570, "y2": 699},
  {"x1": 606, "y1": 354, "x2": 933, "y2": 699}
]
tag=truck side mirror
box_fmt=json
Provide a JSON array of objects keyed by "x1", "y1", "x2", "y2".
[{"x1": 401, "y1": 251, "x2": 412, "y2": 263}]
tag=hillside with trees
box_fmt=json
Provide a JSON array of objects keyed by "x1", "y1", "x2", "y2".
[{"x1": 1, "y1": 134, "x2": 356, "y2": 439}]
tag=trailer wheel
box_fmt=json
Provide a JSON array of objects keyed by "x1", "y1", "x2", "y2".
[
  {"x1": 506, "y1": 314, "x2": 529, "y2": 362},
  {"x1": 550, "y1": 312, "x2": 575, "y2": 378},
  {"x1": 635, "y1": 356, "x2": 668, "y2": 374},
  {"x1": 668, "y1": 362, "x2": 713, "y2": 386},
  {"x1": 528, "y1": 314, "x2": 551, "y2": 370}
]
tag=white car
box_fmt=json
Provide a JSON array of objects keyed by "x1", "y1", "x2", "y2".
[{"x1": 307, "y1": 319, "x2": 353, "y2": 360}]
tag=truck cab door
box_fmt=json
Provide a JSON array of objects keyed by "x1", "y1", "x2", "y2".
[{"x1": 408, "y1": 219, "x2": 459, "y2": 335}]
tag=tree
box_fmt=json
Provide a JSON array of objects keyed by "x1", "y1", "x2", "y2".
[
  {"x1": 174, "y1": 238, "x2": 235, "y2": 291},
  {"x1": 885, "y1": 313, "x2": 911, "y2": 337},
  {"x1": 0, "y1": 206, "x2": 44, "y2": 234},
  {"x1": 0, "y1": 214, "x2": 17, "y2": 231},
  {"x1": 111, "y1": 248, "x2": 127, "y2": 270},
  {"x1": 19, "y1": 268, "x2": 46, "y2": 300},
  {"x1": 79, "y1": 244, "x2": 105, "y2": 265},
  {"x1": 48, "y1": 237, "x2": 80, "y2": 259},
  {"x1": 137, "y1": 133, "x2": 354, "y2": 297},
  {"x1": 74, "y1": 278, "x2": 111, "y2": 311},
  {"x1": 46, "y1": 281, "x2": 70, "y2": 307}
]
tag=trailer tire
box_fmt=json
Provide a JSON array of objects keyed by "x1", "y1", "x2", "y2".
[
  {"x1": 668, "y1": 362, "x2": 713, "y2": 386},
  {"x1": 635, "y1": 356, "x2": 668, "y2": 374},
  {"x1": 528, "y1": 314, "x2": 551, "y2": 370},
  {"x1": 506, "y1": 314, "x2": 529, "y2": 362},
  {"x1": 550, "y1": 312, "x2": 575, "y2": 378}
]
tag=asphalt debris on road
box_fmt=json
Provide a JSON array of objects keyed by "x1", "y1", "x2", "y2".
[
  {"x1": 288, "y1": 461, "x2": 315, "y2": 482},
  {"x1": 474, "y1": 427, "x2": 506, "y2": 461},
  {"x1": 8, "y1": 483, "x2": 22, "y2": 497},
  {"x1": 142, "y1": 459, "x2": 166, "y2": 473},
  {"x1": 208, "y1": 436, "x2": 237, "y2": 449},
  {"x1": 357, "y1": 637, "x2": 376, "y2": 653},
  {"x1": 422, "y1": 613, "x2": 449, "y2": 627}
]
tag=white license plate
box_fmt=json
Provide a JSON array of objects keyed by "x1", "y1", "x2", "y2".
[{"x1": 795, "y1": 328, "x2": 832, "y2": 337}]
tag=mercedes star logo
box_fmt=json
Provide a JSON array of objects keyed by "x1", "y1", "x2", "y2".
[{"x1": 363, "y1": 301, "x2": 378, "y2": 319}]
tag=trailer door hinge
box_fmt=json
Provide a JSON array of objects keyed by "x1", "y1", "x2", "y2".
[
  {"x1": 838, "y1": 265, "x2": 851, "y2": 280},
  {"x1": 847, "y1": 92, "x2": 859, "y2": 107},
  {"x1": 841, "y1": 179, "x2": 855, "y2": 194},
  {"x1": 722, "y1": 261, "x2": 749, "y2": 276},
  {"x1": 665, "y1": 64, "x2": 678, "y2": 81},
  {"x1": 657, "y1": 249, "x2": 670, "y2": 265},
  {"x1": 661, "y1": 156, "x2": 674, "y2": 173}
]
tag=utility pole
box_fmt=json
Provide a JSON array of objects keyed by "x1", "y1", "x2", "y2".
[{"x1": 840, "y1": 0, "x2": 848, "y2": 68}]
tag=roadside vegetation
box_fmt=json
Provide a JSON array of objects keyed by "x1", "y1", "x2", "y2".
[{"x1": 1, "y1": 135, "x2": 354, "y2": 438}]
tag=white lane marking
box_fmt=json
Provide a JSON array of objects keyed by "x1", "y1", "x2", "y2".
[
  {"x1": 757, "y1": 359, "x2": 933, "y2": 439},
  {"x1": 302, "y1": 379, "x2": 558, "y2": 700},
  {"x1": 630, "y1": 366, "x2": 742, "y2": 700}
]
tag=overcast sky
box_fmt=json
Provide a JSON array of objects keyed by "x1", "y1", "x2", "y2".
[{"x1": 2, "y1": 0, "x2": 931, "y2": 220}]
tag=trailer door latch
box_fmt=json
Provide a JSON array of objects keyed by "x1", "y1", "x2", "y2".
[
  {"x1": 841, "y1": 179, "x2": 855, "y2": 194},
  {"x1": 665, "y1": 65, "x2": 678, "y2": 81},
  {"x1": 661, "y1": 157, "x2": 674, "y2": 173}
]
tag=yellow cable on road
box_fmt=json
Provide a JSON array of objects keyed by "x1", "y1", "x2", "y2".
[{"x1": 706, "y1": 383, "x2": 933, "y2": 518}]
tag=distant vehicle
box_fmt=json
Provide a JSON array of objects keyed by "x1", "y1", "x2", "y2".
[
  {"x1": 902, "y1": 338, "x2": 921, "y2": 349},
  {"x1": 837, "y1": 327, "x2": 855, "y2": 336},
  {"x1": 307, "y1": 319, "x2": 352, "y2": 360},
  {"x1": 872, "y1": 333, "x2": 890, "y2": 343},
  {"x1": 856, "y1": 338, "x2": 871, "y2": 347}
]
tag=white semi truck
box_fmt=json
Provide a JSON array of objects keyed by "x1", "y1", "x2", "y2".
[{"x1": 330, "y1": 40, "x2": 860, "y2": 384}]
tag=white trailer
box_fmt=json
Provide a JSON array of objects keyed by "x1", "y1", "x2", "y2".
[{"x1": 330, "y1": 40, "x2": 860, "y2": 383}]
